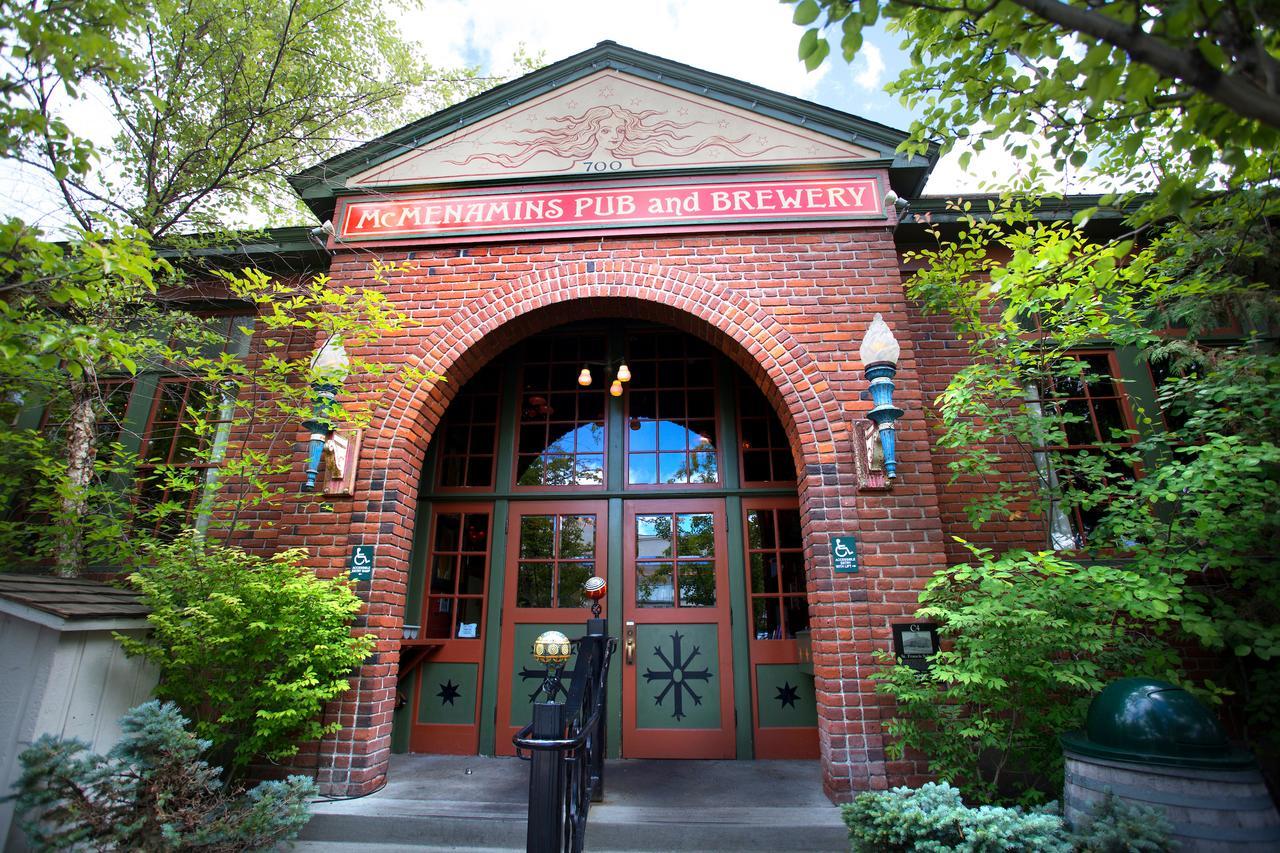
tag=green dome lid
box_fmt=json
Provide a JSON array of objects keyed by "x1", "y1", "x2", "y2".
[{"x1": 1061, "y1": 677, "x2": 1255, "y2": 769}]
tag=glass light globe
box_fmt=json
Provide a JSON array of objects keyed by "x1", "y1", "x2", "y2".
[
  {"x1": 578, "y1": 367, "x2": 592, "y2": 386},
  {"x1": 859, "y1": 314, "x2": 900, "y2": 366},
  {"x1": 311, "y1": 337, "x2": 350, "y2": 381}
]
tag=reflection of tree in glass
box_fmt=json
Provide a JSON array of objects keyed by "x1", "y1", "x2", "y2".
[
  {"x1": 519, "y1": 516, "x2": 555, "y2": 559},
  {"x1": 636, "y1": 562, "x2": 674, "y2": 607},
  {"x1": 516, "y1": 450, "x2": 604, "y2": 486},
  {"x1": 677, "y1": 513, "x2": 714, "y2": 556},
  {"x1": 668, "y1": 448, "x2": 719, "y2": 484}
]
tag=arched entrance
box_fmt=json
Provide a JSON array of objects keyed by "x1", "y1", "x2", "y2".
[{"x1": 393, "y1": 320, "x2": 818, "y2": 760}]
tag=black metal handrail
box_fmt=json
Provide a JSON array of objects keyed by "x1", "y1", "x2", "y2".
[{"x1": 513, "y1": 618, "x2": 617, "y2": 853}]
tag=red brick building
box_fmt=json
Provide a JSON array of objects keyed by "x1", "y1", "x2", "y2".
[{"x1": 154, "y1": 42, "x2": 1160, "y2": 801}]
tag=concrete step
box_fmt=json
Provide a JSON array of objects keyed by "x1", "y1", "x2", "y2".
[{"x1": 295, "y1": 755, "x2": 849, "y2": 852}]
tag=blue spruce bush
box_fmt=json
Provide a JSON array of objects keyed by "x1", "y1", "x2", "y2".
[
  {"x1": 12, "y1": 700, "x2": 316, "y2": 852},
  {"x1": 842, "y1": 782, "x2": 1174, "y2": 852}
]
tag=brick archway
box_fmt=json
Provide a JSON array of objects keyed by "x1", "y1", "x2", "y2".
[{"x1": 316, "y1": 259, "x2": 885, "y2": 801}]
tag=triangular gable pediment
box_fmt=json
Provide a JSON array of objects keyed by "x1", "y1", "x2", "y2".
[{"x1": 348, "y1": 69, "x2": 878, "y2": 189}]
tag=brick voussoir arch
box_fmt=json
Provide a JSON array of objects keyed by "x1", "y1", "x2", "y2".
[{"x1": 368, "y1": 263, "x2": 845, "y2": 511}]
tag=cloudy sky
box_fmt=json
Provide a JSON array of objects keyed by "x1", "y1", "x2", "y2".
[{"x1": 1, "y1": 0, "x2": 1048, "y2": 228}]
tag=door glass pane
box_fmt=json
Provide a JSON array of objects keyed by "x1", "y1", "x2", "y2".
[
  {"x1": 636, "y1": 563, "x2": 674, "y2": 607},
  {"x1": 783, "y1": 596, "x2": 810, "y2": 638},
  {"x1": 456, "y1": 599, "x2": 483, "y2": 638},
  {"x1": 426, "y1": 596, "x2": 454, "y2": 638},
  {"x1": 780, "y1": 552, "x2": 806, "y2": 594},
  {"x1": 676, "y1": 513, "x2": 715, "y2": 557},
  {"x1": 435, "y1": 513, "x2": 461, "y2": 550},
  {"x1": 750, "y1": 553, "x2": 776, "y2": 594},
  {"x1": 753, "y1": 598, "x2": 781, "y2": 640},
  {"x1": 517, "y1": 562, "x2": 552, "y2": 608},
  {"x1": 636, "y1": 515, "x2": 672, "y2": 558},
  {"x1": 519, "y1": 516, "x2": 555, "y2": 558},
  {"x1": 459, "y1": 555, "x2": 486, "y2": 594},
  {"x1": 558, "y1": 562, "x2": 594, "y2": 609},
  {"x1": 559, "y1": 515, "x2": 595, "y2": 558},
  {"x1": 430, "y1": 555, "x2": 456, "y2": 594},
  {"x1": 678, "y1": 561, "x2": 716, "y2": 607}
]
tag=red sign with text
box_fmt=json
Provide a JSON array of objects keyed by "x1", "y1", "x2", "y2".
[{"x1": 337, "y1": 175, "x2": 884, "y2": 242}]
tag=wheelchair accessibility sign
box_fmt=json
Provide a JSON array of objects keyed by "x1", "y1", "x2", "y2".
[
  {"x1": 348, "y1": 545, "x2": 374, "y2": 581},
  {"x1": 831, "y1": 536, "x2": 859, "y2": 573}
]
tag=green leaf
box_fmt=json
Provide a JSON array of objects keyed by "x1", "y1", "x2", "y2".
[{"x1": 793, "y1": 0, "x2": 820, "y2": 26}]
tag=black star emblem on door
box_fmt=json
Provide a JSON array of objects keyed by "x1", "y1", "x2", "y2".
[
  {"x1": 643, "y1": 631, "x2": 713, "y2": 720},
  {"x1": 437, "y1": 679, "x2": 461, "y2": 706},
  {"x1": 775, "y1": 681, "x2": 800, "y2": 710}
]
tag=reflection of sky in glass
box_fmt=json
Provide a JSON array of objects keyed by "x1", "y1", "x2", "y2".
[{"x1": 636, "y1": 515, "x2": 671, "y2": 558}]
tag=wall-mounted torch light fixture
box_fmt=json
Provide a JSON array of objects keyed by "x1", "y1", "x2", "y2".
[
  {"x1": 853, "y1": 314, "x2": 905, "y2": 488},
  {"x1": 302, "y1": 336, "x2": 350, "y2": 492}
]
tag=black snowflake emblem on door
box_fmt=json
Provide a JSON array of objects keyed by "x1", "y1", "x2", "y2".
[{"x1": 644, "y1": 631, "x2": 713, "y2": 721}]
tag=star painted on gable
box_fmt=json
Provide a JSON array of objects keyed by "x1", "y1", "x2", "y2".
[
  {"x1": 755, "y1": 136, "x2": 770, "y2": 145},
  {"x1": 630, "y1": 98, "x2": 643, "y2": 107},
  {"x1": 677, "y1": 107, "x2": 689, "y2": 117},
  {"x1": 776, "y1": 681, "x2": 801, "y2": 709},
  {"x1": 717, "y1": 119, "x2": 729, "y2": 129},
  {"x1": 437, "y1": 680, "x2": 461, "y2": 706},
  {"x1": 597, "y1": 87, "x2": 615, "y2": 98},
  {"x1": 805, "y1": 145, "x2": 820, "y2": 155},
  {"x1": 567, "y1": 100, "x2": 579, "y2": 109}
]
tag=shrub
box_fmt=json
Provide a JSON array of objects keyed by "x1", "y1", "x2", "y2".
[
  {"x1": 12, "y1": 700, "x2": 315, "y2": 852},
  {"x1": 118, "y1": 533, "x2": 376, "y2": 774},
  {"x1": 842, "y1": 782, "x2": 1072, "y2": 852},
  {"x1": 842, "y1": 783, "x2": 1176, "y2": 853},
  {"x1": 874, "y1": 546, "x2": 1184, "y2": 804},
  {"x1": 1070, "y1": 792, "x2": 1175, "y2": 852}
]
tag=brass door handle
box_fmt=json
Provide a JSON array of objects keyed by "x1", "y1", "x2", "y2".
[{"x1": 624, "y1": 621, "x2": 636, "y2": 665}]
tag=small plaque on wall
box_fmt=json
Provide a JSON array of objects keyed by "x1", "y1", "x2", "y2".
[
  {"x1": 831, "y1": 535, "x2": 859, "y2": 573},
  {"x1": 892, "y1": 622, "x2": 939, "y2": 672},
  {"x1": 348, "y1": 545, "x2": 374, "y2": 582}
]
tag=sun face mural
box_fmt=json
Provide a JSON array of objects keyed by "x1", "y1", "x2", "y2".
[
  {"x1": 346, "y1": 69, "x2": 876, "y2": 188},
  {"x1": 447, "y1": 104, "x2": 781, "y2": 173}
]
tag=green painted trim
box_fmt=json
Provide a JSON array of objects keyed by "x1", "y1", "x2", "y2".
[
  {"x1": 494, "y1": 352, "x2": 522, "y2": 491},
  {"x1": 119, "y1": 374, "x2": 159, "y2": 457},
  {"x1": 477, "y1": 498, "x2": 509, "y2": 755},
  {"x1": 717, "y1": 363, "x2": 754, "y2": 759},
  {"x1": 403, "y1": 503, "x2": 432, "y2": 640},
  {"x1": 606, "y1": 496, "x2": 624, "y2": 758},
  {"x1": 391, "y1": 501, "x2": 431, "y2": 755},
  {"x1": 606, "y1": 334, "x2": 626, "y2": 492},
  {"x1": 391, "y1": 668, "x2": 415, "y2": 754},
  {"x1": 479, "y1": 359, "x2": 520, "y2": 754}
]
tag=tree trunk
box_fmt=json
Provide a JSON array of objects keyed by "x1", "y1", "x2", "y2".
[{"x1": 54, "y1": 369, "x2": 98, "y2": 577}]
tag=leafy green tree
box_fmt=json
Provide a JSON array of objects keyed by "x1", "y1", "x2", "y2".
[
  {"x1": 8, "y1": 0, "x2": 539, "y2": 235},
  {"x1": 784, "y1": 0, "x2": 1280, "y2": 795}
]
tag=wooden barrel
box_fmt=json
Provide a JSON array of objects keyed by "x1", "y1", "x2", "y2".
[{"x1": 1064, "y1": 751, "x2": 1280, "y2": 852}]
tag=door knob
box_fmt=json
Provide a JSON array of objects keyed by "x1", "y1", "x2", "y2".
[{"x1": 624, "y1": 621, "x2": 636, "y2": 665}]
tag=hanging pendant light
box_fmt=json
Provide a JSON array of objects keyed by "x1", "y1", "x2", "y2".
[
  {"x1": 610, "y1": 379, "x2": 623, "y2": 397},
  {"x1": 578, "y1": 367, "x2": 592, "y2": 386},
  {"x1": 617, "y1": 362, "x2": 631, "y2": 383}
]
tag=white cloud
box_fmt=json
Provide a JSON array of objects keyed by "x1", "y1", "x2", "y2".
[
  {"x1": 406, "y1": 0, "x2": 828, "y2": 100},
  {"x1": 852, "y1": 42, "x2": 884, "y2": 91}
]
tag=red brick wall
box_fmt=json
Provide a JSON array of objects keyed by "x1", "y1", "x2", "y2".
[{"x1": 232, "y1": 227, "x2": 952, "y2": 799}]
